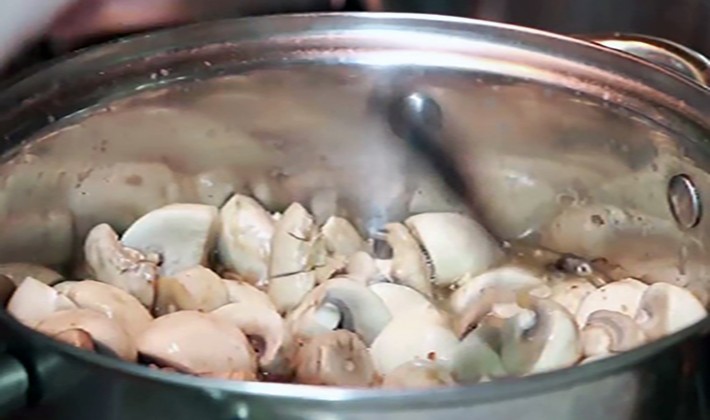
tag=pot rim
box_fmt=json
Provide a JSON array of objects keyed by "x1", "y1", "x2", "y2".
[{"x1": 2, "y1": 12, "x2": 709, "y2": 406}]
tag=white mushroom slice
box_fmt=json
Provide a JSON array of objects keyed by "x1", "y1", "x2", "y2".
[
  {"x1": 137, "y1": 311, "x2": 256, "y2": 375},
  {"x1": 53, "y1": 329, "x2": 95, "y2": 351},
  {"x1": 449, "y1": 266, "x2": 543, "y2": 317},
  {"x1": 368, "y1": 282, "x2": 431, "y2": 318},
  {"x1": 381, "y1": 359, "x2": 456, "y2": 389},
  {"x1": 36, "y1": 309, "x2": 137, "y2": 361},
  {"x1": 211, "y1": 301, "x2": 285, "y2": 368},
  {"x1": 321, "y1": 216, "x2": 366, "y2": 257},
  {"x1": 451, "y1": 321, "x2": 507, "y2": 384},
  {"x1": 268, "y1": 271, "x2": 316, "y2": 314},
  {"x1": 84, "y1": 223, "x2": 158, "y2": 307},
  {"x1": 575, "y1": 278, "x2": 649, "y2": 327},
  {"x1": 634, "y1": 283, "x2": 708, "y2": 340},
  {"x1": 268, "y1": 202, "x2": 323, "y2": 278},
  {"x1": 454, "y1": 288, "x2": 521, "y2": 339},
  {"x1": 581, "y1": 310, "x2": 647, "y2": 357},
  {"x1": 384, "y1": 222, "x2": 432, "y2": 297},
  {"x1": 286, "y1": 277, "x2": 392, "y2": 346},
  {"x1": 217, "y1": 194, "x2": 275, "y2": 288},
  {"x1": 500, "y1": 297, "x2": 581, "y2": 375},
  {"x1": 314, "y1": 255, "x2": 347, "y2": 285},
  {"x1": 293, "y1": 330, "x2": 376, "y2": 387},
  {"x1": 405, "y1": 212, "x2": 503, "y2": 286},
  {"x1": 549, "y1": 279, "x2": 597, "y2": 317},
  {"x1": 121, "y1": 203, "x2": 220, "y2": 277},
  {"x1": 54, "y1": 280, "x2": 152, "y2": 339},
  {"x1": 369, "y1": 305, "x2": 458, "y2": 376},
  {"x1": 0, "y1": 263, "x2": 63, "y2": 286},
  {"x1": 154, "y1": 266, "x2": 229, "y2": 316},
  {"x1": 7, "y1": 277, "x2": 77, "y2": 327},
  {"x1": 345, "y1": 252, "x2": 390, "y2": 285},
  {"x1": 222, "y1": 279, "x2": 275, "y2": 310}
]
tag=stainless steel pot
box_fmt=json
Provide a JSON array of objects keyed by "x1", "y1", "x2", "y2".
[
  {"x1": 0, "y1": 12, "x2": 709, "y2": 420},
  {"x1": 361, "y1": 0, "x2": 710, "y2": 57}
]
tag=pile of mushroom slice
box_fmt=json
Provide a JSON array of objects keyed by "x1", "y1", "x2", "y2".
[{"x1": 3, "y1": 194, "x2": 708, "y2": 389}]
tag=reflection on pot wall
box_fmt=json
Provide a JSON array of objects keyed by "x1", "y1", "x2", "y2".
[{"x1": 363, "y1": 0, "x2": 710, "y2": 56}]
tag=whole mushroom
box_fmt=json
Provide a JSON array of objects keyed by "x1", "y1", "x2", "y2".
[
  {"x1": 217, "y1": 194, "x2": 275, "y2": 288},
  {"x1": 84, "y1": 223, "x2": 159, "y2": 307},
  {"x1": 293, "y1": 330, "x2": 377, "y2": 387},
  {"x1": 121, "y1": 203, "x2": 220, "y2": 277}
]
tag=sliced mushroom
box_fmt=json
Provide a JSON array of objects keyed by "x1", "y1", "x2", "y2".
[
  {"x1": 634, "y1": 282, "x2": 708, "y2": 340},
  {"x1": 293, "y1": 330, "x2": 376, "y2": 387},
  {"x1": 321, "y1": 216, "x2": 367, "y2": 258},
  {"x1": 404, "y1": 212, "x2": 503, "y2": 286},
  {"x1": 0, "y1": 263, "x2": 63, "y2": 286},
  {"x1": 217, "y1": 194, "x2": 275, "y2": 288},
  {"x1": 383, "y1": 222, "x2": 432, "y2": 297},
  {"x1": 451, "y1": 320, "x2": 507, "y2": 384},
  {"x1": 368, "y1": 282, "x2": 432, "y2": 318},
  {"x1": 268, "y1": 202, "x2": 323, "y2": 278},
  {"x1": 54, "y1": 280, "x2": 152, "y2": 339},
  {"x1": 222, "y1": 279, "x2": 275, "y2": 310},
  {"x1": 454, "y1": 287, "x2": 521, "y2": 339},
  {"x1": 369, "y1": 305, "x2": 458, "y2": 376},
  {"x1": 154, "y1": 266, "x2": 229, "y2": 316},
  {"x1": 211, "y1": 301, "x2": 285, "y2": 369},
  {"x1": 345, "y1": 251, "x2": 390, "y2": 285},
  {"x1": 575, "y1": 278, "x2": 649, "y2": 327},
  {"x1": 137, "y1": 311, "x2": 257, "y2": 376},
  {"x1": 500, "y1": 296, "x2": 581, "y2": 375},
  {"x1": 84, "y1": 223, "x2": 158, "y2": 307},
  {"x1": 7, "y1": 277, "x2": 77, "y2": 327},
  {"x1": 268, "y1": 271, "x2": 316, "y2": 314},
  {"x1": 286, "y1": 277, "x2": 392, "y2": 346},
  {"x1": 36, "y1": 308, "x2": 137, "y2": 361},
  {"x1": 548, "y1": 279, "x2": 597, "y2": 317},
  {"x1": 449, "y1": 266, "x2": 543, "y2": 317},
  {"x1": 314, "y1": 255, "x2": 348, "y2": 285},
  {"x1": 53, "y1": 329, "x2": 95, "y2": 351},
  {"x1": 121, "y1": 203, "x2": 220, "y2": 277},
  {"x1": 381, "y1": 359, "x2": 456, "y2": 389},
  {"x1": 581, "y1": 310, "x2": 647, "y2": 357}
]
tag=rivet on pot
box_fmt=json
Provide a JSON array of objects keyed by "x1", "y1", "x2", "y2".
[{"x1": 667, "y1": 174, "x2": 702, "y2": 229}]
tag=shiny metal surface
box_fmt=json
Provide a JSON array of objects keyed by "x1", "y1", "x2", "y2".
[
  {"x1": 0, "y1": 351, "x2": 28, "y2": 414},
  {"x1": 362, "y1": 0, "x2": 710, "y2": 57},
  {"x1": 0, "y1": 13, "x2": 708, "y2": 419}
]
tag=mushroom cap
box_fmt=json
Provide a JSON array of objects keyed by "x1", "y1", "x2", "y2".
[
  {"x1": 137, "y1": 311, "x2": 257, "y2": 375},
  {"x1": 222, "y1": 279, "x2": 275, "y2": 309},
  {"x1": 381, "y1": 360, "x2": 456, "y2": 389},
  {"x1": 581, "y1": 310, "x2": 646, "y2": 357},
  {"x1": 121, "y1": 203, "x2": 220, "y2": 277},
  {"x1": 369, "y1": 305, "x2": 458, "y2": 376},
  {"x1": 500, "y1": 297, "x2": 581, "y2": 375},
  {"x1": 368, "y1": 282, "x2": 431, "y2": 318},
  {"x1": 268, "y1": 271, "x2": 316, "y2": 314},
  {"x1": 451, "y1": 321, "x2": 506, "y2": 384},
  {"x1": 286, "y1": 277, "x2": 392, "y2": 346},
  {"x1": 548, "y1": 279, "x2": 597, "y2": 317},
  {"x1": 383, "y1": 222, "x2": 432, "y2": 297},
  {"x1": 84, "y1": 223, "x2": 158, "y2": 307},
  {"x1": 635, "y1": 282, "x2": 708, "y2": 340},
  {"x1": 217, "y1": 194, "x2": 275, "y2": 287},
  {"x1": 404, "y1": 212, "x2": 503, "y2": 286},
  {"x1": 36, "y1": 308, "x2": 137, "y2": 361},
  {"x1": 268, "y1": 202, "x2": 323, "y2": 278},
  {"x1": 54, "y1": 280, "x2": 152, "y2": 339},
  {"x1": 321, "y1": 216, "x2": 367, "y2": 258},
  {"x1": 52, "y1": 328, "x2": 95, "y2": 351},
  {"x1": 575, "y1": 278, "x2": 649, "y2": 327},
  {"x1": 345, "y1": 252, "x2": 390, "y2": 285},
  {"x1": 293, "y1": 330, "x2": 376, "y2": 387},
  {"x1": 211, "y1": 301, "x2": 285, "y2": 367},
  {"x1": 449, "y1": 266, "x2": 543, "y2": 317},
  {"x1": 7, "y1": 277, "x2": 77, "y2": 328},
  {"x1": 153, "y1": 266, "x2": 229, "y2": 316},
  {"x1": 0, "y1": 263, "x2": 63, "y2": 286}
]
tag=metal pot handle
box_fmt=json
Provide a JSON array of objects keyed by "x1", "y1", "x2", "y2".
[{"x1": 578, "y1": 33, "x2": 710, "y2": 87}]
